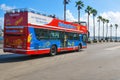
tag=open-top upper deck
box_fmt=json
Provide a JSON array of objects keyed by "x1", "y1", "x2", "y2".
[{"x1": 4, "y1": 8, "x2": 88, "y2": 34}]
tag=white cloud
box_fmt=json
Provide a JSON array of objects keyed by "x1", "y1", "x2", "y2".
[
  {"x1": 0, "y1": 17, "x2": 4, "y2": 29},
  {"x1": 0, "y1": 4, "x2": 15, "y2": 11},
  {"x1": 66, "y1": 10, "x2": 77, "y2": 22}
]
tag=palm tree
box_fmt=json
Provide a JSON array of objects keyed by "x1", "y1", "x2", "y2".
[
  {"x1": 63, "y1": 0, "x2": 70, "y2": 21},
  {"x1": 91, "y1": 9, "x2": 97, "y2": 40},
  {"x1": 75, "y1": 0, "x2": 84, "y2": 23},
  {"x1": 115, "y1": 24, "x2": 118, "y2": 41},
  {"x1": 110, "y1": 24, "x2": 113, "y2": 41},
  {"x1": 101, "y1": 18, "x2": 106, "y2": 40},
  {"x1": 105, "y1": 19, "x2": 109, "y2": 41},
  {"x1": 85, "y1": 6, "x2": 92, "y2": 32},
  {"x1": 97, "y1": 16, "x2": 102, "y2": 41}
]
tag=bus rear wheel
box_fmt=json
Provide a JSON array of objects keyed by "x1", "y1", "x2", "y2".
[{"x1": 50, "y1": 45, "x2": 57, "y2": 56}]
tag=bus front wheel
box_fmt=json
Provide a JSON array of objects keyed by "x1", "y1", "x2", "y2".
[{"x1": 50, "y1": 45, "x2": 57, "y2": 56}]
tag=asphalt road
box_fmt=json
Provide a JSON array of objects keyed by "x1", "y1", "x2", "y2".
[{"x1": 0, "y1": 42, "x2": 120, "y2": 80}]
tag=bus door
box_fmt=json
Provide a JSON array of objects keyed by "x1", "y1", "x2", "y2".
[
  {"x1": 60, "y1": 32, "x2": 68, "y2": 49},
  {"x1": 64, "y1": 34, "x2": 68, "y2": 47}
]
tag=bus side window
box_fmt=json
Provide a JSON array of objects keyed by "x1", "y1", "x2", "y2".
[
  {"x1": 73, "y1": 33, "x2": 79, "y2": 40},
  {"x1": 50, "y1": 31, "x2": 60, "y2": 39},
  {"x1": 34, "y1": 28, "x2": 49, "y2": 40}
]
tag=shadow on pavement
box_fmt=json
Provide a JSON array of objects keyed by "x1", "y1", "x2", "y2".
[
  {"x1": 57, "y1": 50, "x2": 84, "y2": 56},
  {"x1": 0, "y1": 54, "x2": 49, "y2": 63},
  {"x1": 0, "y1": 50, "x2": 84, "y2": 64}
]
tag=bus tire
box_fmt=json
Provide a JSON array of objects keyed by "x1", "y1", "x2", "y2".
[
  {"x1": 50, "y1": 45, "x2": 57, "y2": 56},
  {"x1": 77, "y1": 44, "x2": 82, "y2": 52}
]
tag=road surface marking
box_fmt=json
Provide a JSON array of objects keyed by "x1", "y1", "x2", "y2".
[{"x1": 105, "y1": 46, "x2": 120, "y2": 50}]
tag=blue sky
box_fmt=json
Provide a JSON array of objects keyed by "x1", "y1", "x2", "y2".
[
  {"x1": 0, "y1": 0, "x2": 120, "y2": 37},
  {"x1": 0, "y1": 0, "x2": 120, "y2": 18}
]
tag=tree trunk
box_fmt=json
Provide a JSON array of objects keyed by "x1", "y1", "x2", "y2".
[
  {"x1": 64, "y1": 0, "x2": 66, "y2": 21},
  {"x1": 116, "y1": 28, "x2": 117, "y2": 41},
  {"x1": 88, "y1": 14, "x2": 89, "y2": 29},
  {"x1": 106, "y1": 23, "x2": 108, "y2": 40},
  {"x1": 110, "y1": 27, "x2": 112, "y2": 41},
  {"x1": 103, "y1": 23, "x2": 104, "y2": 40},
  {"x1": 88, "y1": 13, "x2": 90, "y2": 38},
  {"x1": 93, "y1": 16, "x2": 95, "y2": 40},
  {"x1": 78, "y1": 9, "x2": 80, "y2": 23},
  {"x1": 98, "y1": 21, "x2": 100, "y2": 40}
]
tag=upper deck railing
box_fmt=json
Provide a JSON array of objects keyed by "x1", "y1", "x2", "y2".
[{"x1": 5, "y1": 8, "x2": 56, "y2": 18}]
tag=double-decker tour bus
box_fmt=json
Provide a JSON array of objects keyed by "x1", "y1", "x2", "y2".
[{"x1": 3, "y1": 9, "x2": 88, "y2": 56}]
